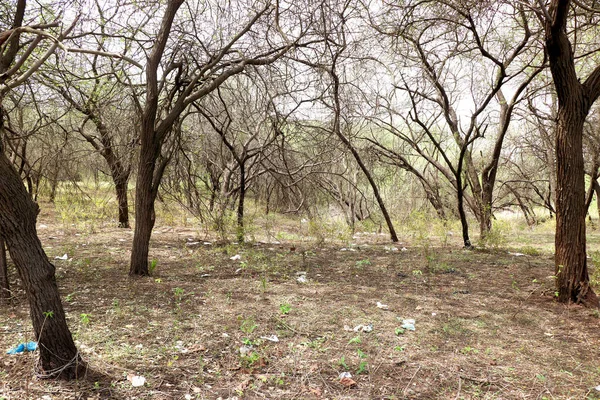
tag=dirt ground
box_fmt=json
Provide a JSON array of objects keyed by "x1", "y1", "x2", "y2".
[{"x1": 2, "y1": 209, "x2": 600, "y2": 399}]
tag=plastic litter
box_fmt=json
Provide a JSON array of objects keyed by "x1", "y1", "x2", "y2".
[
  {"x1": 230, "y1": 254, "x2": 241, "y2": 261},
  {"x1": 128, "y1": 375, "x2": 146, "y2": 387},
  {"x1": 401, "y1": 247, "x2": 408, "y2": 252},
  {"x1": 7, "y1": 341, "x2": 38, "y2": 354},
  {"x1": 339, "y1": 372, "x2": 352, "y2": 379},
  {"x1": 296, "y1": 272, "x2": 308, "y2": 284},
  {"x1": 595, "y1": 385, "x2": 600, "y2": 392},
  {"x1": 55, "y1": 254, "x2": 68, "y2": 260},
  {"x1": 353, "y1": 324, "x2": 373, "y2": 333},
  {"x1": 260, "y1": 335, "x2": 279, "y2": 342},
  {"x1": 239, "y1": 345, "x2": 253, "y2": 356},
  {"x1": 508, "y1": 252, "x2": 525, "y2": 256},
  {"x1": 376, "y1": 302, "x2": 389, "y2": 310},
  {"x1": 400, "y1": 319, "x2": 416, "y2": 331}
]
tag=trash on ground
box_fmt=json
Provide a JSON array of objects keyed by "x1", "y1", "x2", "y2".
[
  {"x1": 235, "y1": 268, "x2": 243, "y2": 274},
  {"x1": 260, "y1": 335, "x2": 279, "y2": 342},
  {"x1": 339, "y1": 372, "x2": 357, "y2": 388},
  {"x1": 230, "y1": 254, "x2": 241, "y2": 261},
  {"x1": 127, "y1": 374, "x2": 146, "y2": 387},
  {"x1": 376, "y1": 302, "x2": 389, "y2": 310},
  {"x1": 400, "y1": 319, "x2": 416, "y2": 331},
  {"x1": 595, "y1": 385, "x2": 600, "y2": 392},
  {"x1": 239, "y1": 345, "x2": 253, "y2": 355},
  {"x1": 508, "y1": 252, "x2": 525, "y2": 256},
  {"x1": 401, "y1": 247, "x2": 408, "y2": 252},
  {"x1": 296, "y1": 272, "x2": 308, "y2": 284},
  {"x1": 353, "y1": 324, "x2": 373, "y2": 333},
  {"x1": 6, "y1": 341, "x2": 38, "y2": 354},
  {"x1": 186, "y1": 242, "x2": 200, "y2": 247},
  {"x1": 55, "y1": 254, "x2": 68, "y2": 260},
  {"x1": 339, "y1": 371, "x2": 352, "y2": 379}
]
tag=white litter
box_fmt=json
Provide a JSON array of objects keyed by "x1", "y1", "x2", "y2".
[
  {"x1": 296, "y1": 275, "x2": 308, "y2": 284},
  {"x1": 376, "y1": 302, "x2": 389, "y2": 310},
  {"x1": 129, "y1": 375, "x2": 146, "y2": 387},
  {"x1": 339, "y1": 371, "x2": 352, "y2": 379},
  {"x1": 230, "y1": 254, "x2": 241, "y2": 261},
  {"x1": 55, "y1": 254, "x2": 68, "y2": 260},
  {"x1": 260, "y1": 335, "x2": 279, "y2": 342},
  {"x1": 508, "y1": 252, "x2": 525, "y2": 257},
  {"x1": 401, "y1": 247, "x2": 408, "y2": 252}
]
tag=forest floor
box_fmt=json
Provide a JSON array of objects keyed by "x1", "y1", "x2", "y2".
[{"x1": 2, "y1": 205, "x2": 600, "y2": 399}]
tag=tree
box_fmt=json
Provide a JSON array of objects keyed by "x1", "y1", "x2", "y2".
[
  {"x1": 541, "y1": 0, "x2": 600, "y2": 305},
  {"x1": 129, "y1": 0, "x2": 315, "y2": 275},
  {"x1": 0, "y1": 0, "x2": 84, "y2": 377},
  {"x1": 369, "y1": 0, "x2": 542, "y2": 246}
]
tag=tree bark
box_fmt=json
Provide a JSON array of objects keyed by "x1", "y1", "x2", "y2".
[
  {"x1": 544, "y1": 0, "x2": 600, "y2": 306},
  {"x1": 0, "y1": 153, "x2": 84, "y2": 378},
  {"x1": 236, "y1": 163, "x2": 246, "y2": 243},
  {"x1": 0, "y1": 234, "x2": 10, "y2": 302},
  {"x1": 115, "y1": 175, "x2": 130, "y2": 228}
]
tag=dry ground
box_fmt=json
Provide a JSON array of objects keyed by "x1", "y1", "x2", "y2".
[{"x1": 2, "y1": 208, "x2": 600, "y2": 399}]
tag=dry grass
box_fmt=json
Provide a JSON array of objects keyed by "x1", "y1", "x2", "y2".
[{"x1": 2, "y1": 205, "x2": 600, "y2": 399}]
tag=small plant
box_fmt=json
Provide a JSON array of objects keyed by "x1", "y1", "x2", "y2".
[
  {"x1": 395, "y1": 327, "x2": 405, "y2": 335},
  {"x1": 412, "y1": 269, "x2": 423, "y2": 276},
  {"x1": 173, "y1": 287, "x2": 185, "y2": 302},
  {"x1": 394, "y1": 345, "x2": 406, "y2": 352},
  {"x1": 338, "y1": 356, "x2": 349, "y2": 370},
  {"x1": 460, "y1": 346, "x2": 478, "y2": 354},
  {"x1": 348, "y1": 336, "x2": 361, "y2": 345},
  {"x1": 80, "y1": 313, "x2": 91, "y2": 325},
  {"x1": 43, "y1": 310, "x2": 54, "y2": 318},
  {"x1": 355, "y1": 259, "x2": 372, "y2": 268},
  {"x1": 149, "y1": 259, "x2": 158, "y2": 274},
  {"x1": 279, "y1": 303, "x2": 292, "y2": 315},
  {"x1": 240, "y1": 316, "x2": 258, "y2": 334}
]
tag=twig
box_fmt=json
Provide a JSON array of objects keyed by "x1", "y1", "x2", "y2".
[
  {"x1": 403, "y1": 365, "x2": 421, "y2": 396},
  {"x1": 454, "y1": 375, "x2": 462, "y2": 400}
]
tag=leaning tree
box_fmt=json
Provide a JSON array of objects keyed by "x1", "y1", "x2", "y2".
[{"x1": 0, "y1": 0, "x2": 84, "y2": 378}]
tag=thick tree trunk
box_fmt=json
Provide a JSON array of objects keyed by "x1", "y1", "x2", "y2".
[
  {"x1": 554, "y1": 107, "x2": 597, "y2": 304},
  {"x1": 0, "y1": 153, "x2": 84, "y2": 378},
  {"x1": 129, "y1": 147, "x2": 157, "y2": 276},
  {"x1": 0, "y1": 234, "x2": 10, "y2": 302},
  {"x1": 479, "y1": 189, "x2": 493, "y2": 239},
  {"x1": 545, "y1": 0, "x2": 600, "y2": 306}
]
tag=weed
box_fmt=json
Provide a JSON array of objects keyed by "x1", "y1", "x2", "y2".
[
  {"x1": 338, "y1": 356, "x2": 349, "y2": 370},
  {"x1": 80, "y1": 313, "x2": 91, "y2": 325},
  {"x1": 239, "y1": 316, "x2": 258, "y2": 334},
  {"x1": 279, "y1": 303, "x2": 292, "y2": 315},
  {"x1": 348, "y1": 336, "x2": 361, "y2": 345},
  {"x1": 149, "y1": 259, "x2": 158, "y2": 274},
  {"x1": 355, "y1": 259, "x2": 371, "y2": 269}
]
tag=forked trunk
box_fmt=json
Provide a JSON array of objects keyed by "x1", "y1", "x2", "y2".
[{"x1": 0, "y1": 153, "x2": 84, "y2": 378}]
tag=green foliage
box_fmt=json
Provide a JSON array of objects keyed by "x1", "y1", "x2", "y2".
[
  {"x1": 279, "y1": 303, "x2": 292, "y2": 315},
  {"x1": 80, "y1": 313, "x2": 91, "y2": 325},
  {"x1": 239, "y1": 316, "x2": 258, "y2": 334},
  {"x1": 149, "y1": 259, "x2": 158, "y2": 275}
]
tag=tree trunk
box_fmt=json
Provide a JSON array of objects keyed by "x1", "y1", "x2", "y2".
[
  {"x1": 456, "y1": 179, "x2": 472, "y2": 248},
  {"x1": 0, "y1": 153, "x2": 84, "y2": 378},
  {"x1": 554, "y1": 106, "x2": 596, "y2": 304},
  {"x1": 545, "y1": 0, "x2": 600, "y2": 306},
  {"x1": 115, "y1": 175, "x2": 130, "y2": 228},
  {"x1": 236, "y1": 163, "x2": 246, "y2": 243},
  {"x1": 129, "y1": 147, "x2": 158, "y2": 276},
  {"x1": 0, "y1": 234, "x2": 10, "y2": 302}
]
